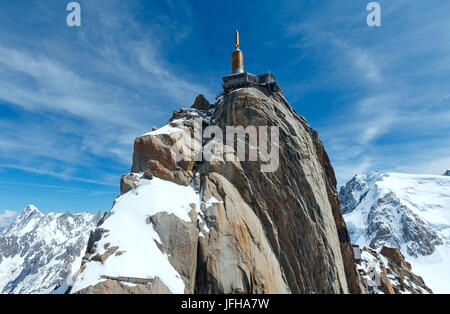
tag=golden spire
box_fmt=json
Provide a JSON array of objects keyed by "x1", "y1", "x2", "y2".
[{"x1": 232, "y1": 29, "x2": 244, "y2": 74}]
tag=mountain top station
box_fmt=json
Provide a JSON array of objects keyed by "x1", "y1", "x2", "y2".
[{"x1": 222, "y1": 30, "x2": 279, "y2": 93}]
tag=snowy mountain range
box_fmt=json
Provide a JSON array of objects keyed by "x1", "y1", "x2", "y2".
[
  {"x1": 340, "y1": 172, "x2": 450, "y2": 293},
  {"x1": 0, "y1": 205, "x2": 101, "y2": 294}
]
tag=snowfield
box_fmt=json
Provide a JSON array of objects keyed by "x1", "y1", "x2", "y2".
[
  {"x1": 377, "y1": 173, "x2": 450, "y2": 227},
  {"x1": 340, "y1": 172, "x2": 450, "y2": 293},
  {"x1": 71, "y1": 177, "x2": 203, "y2": 294}
]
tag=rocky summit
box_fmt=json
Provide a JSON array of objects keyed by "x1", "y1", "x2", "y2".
[{"x1": 69, "y1": 84, "x2": 366, "y2": 294}]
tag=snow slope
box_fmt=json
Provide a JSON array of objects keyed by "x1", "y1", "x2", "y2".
[
  {"x1": 0, "y1": 205, "x2": 100, "y2": 294},
  {"x1": 70, "y1": 176, "x2": 206, "y2": 294},
  {"x1": 340, "y1": 172, "x2": 450, "y2": 293}
]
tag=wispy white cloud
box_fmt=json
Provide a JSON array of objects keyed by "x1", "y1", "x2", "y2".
[
  {"x1": 0, "y1": 209, "x2": 17, "y2": 229},
  {"x1": 0, "y1": 180, "x2": 115, "y2": 195},
  {"x1": 282, "y1": 0, "x2": 450, "y2": 184},
  {"x1": 398, "y1": 156, "x2": 450, "y2": 176},
  {"x1": 0, "y1": 164, "x2": 116, "y2": 187},
  {"x1": 0, "y1": 0, "x2": 212, "y2": 186}
]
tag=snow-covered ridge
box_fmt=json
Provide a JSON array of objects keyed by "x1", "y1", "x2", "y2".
[
  {"x1": 0, "y1": 205, "x2": 101, "y2": 294},
  {"x1": 70, "y1": 176, "x2": 214, "y2": 294},
  {"x1": 340, "y1": 172, "x2": 450, "y2": 293},
  {"x1": 70, "y1": 97, "x2": 225, "y2": 294}
]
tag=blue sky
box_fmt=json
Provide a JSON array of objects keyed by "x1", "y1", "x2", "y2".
[{"x1": 0, "y1": 0, "x2": 449, "y2": 216}]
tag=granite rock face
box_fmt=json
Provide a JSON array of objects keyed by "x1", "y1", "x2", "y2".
[
  {"x1": 207, "y1": 88, "x2": 361, "y2": 293},
  {"x1": 150, "y1": 211, "x2": 199, "y2": 293},
  {"x1": 75, "y1": 86, "x2": 363, "y2": 294}
]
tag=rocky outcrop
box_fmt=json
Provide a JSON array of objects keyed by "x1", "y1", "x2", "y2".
[
  {"x1": 191, "y1": 94, "x2": 211, "y2": 111},
  {"x1": 444, "y1": 170, "x2": 450, "y2": 176},
  {"x1": 357, "y1": 247, "x2": 432, "y2": 294},
  {"x1": 381, "y1": 247, "x2": 412, "y2": 270},
  {"x1": 74, "y1": 277, "x2": 172, "y2": 294},
  {"x1": 74, "y1": 85, "x2": 363, "y2": 294},
  {"x1": 339, "y1": 175, "x2": 369, "y2": 215},
  {"x1": 150, "y1": 211, "x2": 199, "y2": 293},
  {"x1": 130, "y1": 110, "x2": 201, "y2": 187},
  {"x1": 119, "y1": 173, "x2": 140, "y2": 195}
]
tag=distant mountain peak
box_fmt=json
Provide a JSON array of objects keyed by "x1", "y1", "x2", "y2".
[
  {"x1": 444, "y1": 170, "x2": 450, "y2": 176},
  {"x1": 21, "y1": 204, "x2": 42, "y2": 216}
]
